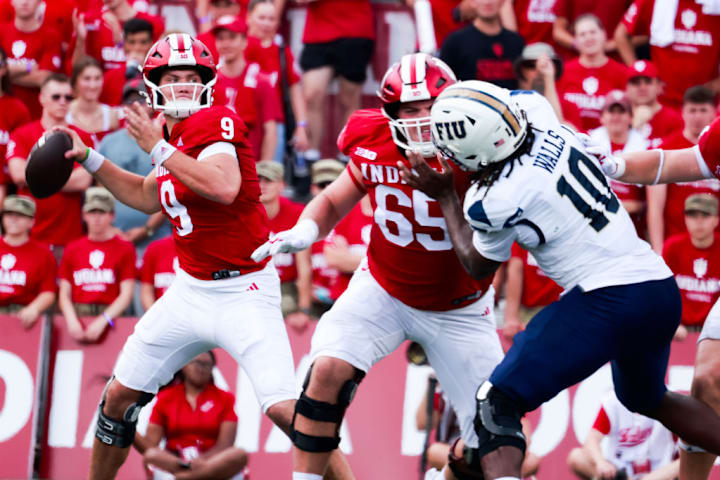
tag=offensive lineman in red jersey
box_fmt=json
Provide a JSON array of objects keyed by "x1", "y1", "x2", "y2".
[
  {"x1": 55, "y1": 34, "x2": 351, "y2": 480},
  {"x1": 593, "y1": 116, "x2": 720, "y2": 480},
  {"x1": 252, "y1": 53, "x2": 504, "y2": 480}
]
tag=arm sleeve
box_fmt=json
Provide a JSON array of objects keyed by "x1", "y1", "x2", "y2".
[
  {"x1": 197, "y1": 142, "x2": 238, "y2": 162},
  {"x1": 592, "y1": 406, "x2": 612, "y2": 435}
]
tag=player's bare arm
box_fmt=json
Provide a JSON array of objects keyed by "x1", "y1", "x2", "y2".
[
  {"x1": 124, "y1": 102, "x2": 241, "y2": 205},
  {"x1": 399, "y1": 151, "x2": 501, "y2": 280}
]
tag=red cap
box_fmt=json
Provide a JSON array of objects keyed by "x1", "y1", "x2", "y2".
[
  {"x1": 603, "y1": 90, "x2": 632, "y2": 112},
  {"x1": 628, "y1": 60, "x2": 659, "y2": 80},
  {"x1": 212, "y1": 15, "x2": 247, "y2": 35}
]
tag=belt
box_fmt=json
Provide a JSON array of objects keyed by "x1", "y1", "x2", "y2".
[
  {"x1": 73, "y1": 303, "x2": 105, "y2": 316},
  {"x1": 211, "y1": 269, "x2": 242, "y2": 280},
  {"x1": 0, "y1": 304, "x2": 24, "y2": 314}
]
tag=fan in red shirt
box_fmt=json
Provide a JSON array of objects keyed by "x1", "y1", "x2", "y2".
[
  {"x1": 646, "y1": 86, "x2": 719, "y2": 252},
  {"x1": 558, "y1": 14, "x2": 629, "y2": 132},
  {"x1": 0, "y1": 46, "x2": 30, "y2": 184},
  {"x1": 256, "y1": 160, "x2": 312, "y2": 330},
  {"x1": 69, "y1": 0, "x2": 164, "y2": 73},
  {"x1": 0, "y1": 0, "x2": 77, "y2": 52},
  {"x1": 0, "y1": 195, "x2": 56, "y2": 329},
  {"x1": 212, "y1": 15, "x2": 283, "y2": 161},
  {"x1": 58, "y1": 187, "x2": 136, "y2": 343},
  {"x1": 624, "y1": 60, "x2": 682, "y2": 148},
  {"x1": 618, "y1": 0, "x2": 720, "y2": 110},
  {"x1": 5, "y1": 74, "x2": 93, "y2": 252},
  {"x1": 663, "y1": 194, "x2": 720, "y2": 339},
  {"x1": 56, "y1": 34, "x2": 350, "y2": 479},
  {"x1": 502, "y1": 243, "x2": 562, "y2": 341},
  {"x1": 252, "y1": 53, "x2": 503, "y2": 479},
  {"x1": 551, "y1": 0, "x2": 631, "y2": 58},
  {"x1": 512, "y1": 0, "x2": 557, "y2": 48},
  {"x1": 138, "y1": 351, "x2": 249, "y2": 478},
  {"x1": 139, "y1": 235, "x2": 176, "y2": 310},
  {"x1": 0, "y1": 0, "x2": 63, "y2": 119}
]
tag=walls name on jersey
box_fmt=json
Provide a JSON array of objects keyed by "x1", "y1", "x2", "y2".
[
  {"x1": 359, "y1": 163, "x2": 405, "y2": 185},
  {"x1": 533, "y1": 129, "x2": 565, "y2": 173}
]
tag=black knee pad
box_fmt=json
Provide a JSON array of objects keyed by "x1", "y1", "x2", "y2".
[
  {"x1": 473, "y1": 382, "x2": 526, "y2": 458},
  {"x1": 95, "y1": 379, "x2": 154, "y2": 448},
  {"x1": 447, "y1": 437, "x2": 485, "y2": 480},
  {"x1": 290, "y1": 363, "x2": 365, "y2": 452}
]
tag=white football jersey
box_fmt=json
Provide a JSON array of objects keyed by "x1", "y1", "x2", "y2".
[{"x1": 463, "y1": 91, "x2": 672, "y2": 292}]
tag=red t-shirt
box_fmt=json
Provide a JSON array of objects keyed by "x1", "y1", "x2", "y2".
[
  {"x1": 510, "y1": 243, "x2": 562, "y2": 308},
  {"x1": 267, "y1": 196, "x2": 304, "y2": 283},
  {"x1": 0, "y1": 95, "x2": 30, "y2": 182},
  {"x1": 71, "y1": 9, "x2": 165, "y2": 72},
  {"x1": 699, "y1": 116, "x2": 720, "y2": 178},
  {"x1": 643, "y1": 106, "x2": 684, "y2": 148},
  {"x1": 0, "y1": 21, "x2": 63, "y2": 119},
  {"x1": 245, "y1": 35, "x2": 300, "y2": 117},
  {"x1": 0, "y1": 0, "x2": 77, "y2": 48},
  {"x1": 514, "y1": 0, "x2": 557, "y2": 47},
  {"x1": 0, "y1": 238, "x2": 57, "y2": 306},
  {"x1": 660, "y1": 131, "x2": 720, "y2": 239},
  {"x1": 302, "y1": 0, "x2": 375, "y2": 44},
  {"x1": 338, "y1": 108, "x2": 493, "y2": 311},
  {"x1": 59, "y1": 235, "x2": 136, "y2": 305},
  {"x1": 149, "y1": 382, "x2": 237, "y2": 456},
  {"x1": 311, "y1": 239, "x2": 337, "y2": 303},
  {"x1": 622, "y1": 0, "x2": 720, "y2": 110},
  {"x1": 663, "y1": 233, "x2": 720, "y2": 326},
  {"x1": 140, "y1": 236, "x2": 177, "y2": 300},
  {"x1": 558, "y1": 58, "x2": 630, "y2": 132},
  {"x1": 553, "y1": 0, "x2": 630, "y2": 35},
  {"x1": 326, "y1": 202, "x2": 372, "y2": 300},
  {"x1": 157, "y1": 106, "x2": 270, "y2": 280},
  {"x1": 5, "y1": 121, "x2": 92, "y2": 246}
]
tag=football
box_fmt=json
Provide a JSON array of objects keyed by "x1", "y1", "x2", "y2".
[{"x1": 25, "y1": 130, "x2": 74, "y2": 199}]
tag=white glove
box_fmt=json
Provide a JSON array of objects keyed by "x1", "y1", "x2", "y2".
[
  {"x1": 576, "y1": 133, "x2": 626, "y2": 179},
  {"x1": 251, "y1": 218, "x2": 319, "y2": 262}
]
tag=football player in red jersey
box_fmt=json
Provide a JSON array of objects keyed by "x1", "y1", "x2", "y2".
[
  {"x1": 252, "y1": 53, "x2": 504, "y2": 480},
  {"x1": 55, "y1": 34, "x2": 351, "y2": 480},
  {"x1": 594, "y1": 116, "x2": 720, "y2": 480}
]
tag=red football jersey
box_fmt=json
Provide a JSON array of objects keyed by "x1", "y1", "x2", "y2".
[
  {"x1": 156, "y1": 106, "x2": 270, "y2": 280},
  {"x1": 622, "y1": 0, "x2": 720, "y2": 110},
  {"x1": 663, "y1": 233, "x2": 720, "y2": 326},
  {"x1": 0, "y1": 238, "x2": 57, "y2": 306},
  {"x1": 558, "y1": 58, "x2": 629, "y2": 132},
  {"x1": 510, "y1": 243, "x2": 562, "y2": 308},
  {"x1": 326, "y1": 202, "x2": 373, "y2": 300},
  {"x1": 59, "y1": 235, "x2": 136, "y2": 305},
  {"x1": 338, "y1": 109, "x2": 493, "y2": 311},
  {"x1": 267, "y1": 196, "x2": 304, "y2": 283},
  {"x1": 643, "y1": 106, "x2": 683, "y2": 148},
  {"x1": 140, "y1": 235, "x2": 177, "y2": 300},
  {"x1": 6, "y1": 121, "x2": 92, "y2": 246},
  {"x1": 0, "y1": 95, "x2": 30, "y2": 182},
  {"x1": 660, "y1": 131, "x2": 720, "y2": 239},
  {"x1": 1, "y1": 22, "x2": 63, "y2": 119},
  {"x1": 149, "y1": 382, "x2": 237, "y2": 456},
  {"x1": 699, "y1": 116, "x2": 720, "y2": 179},
  {"x1": 302, "y1": 0, "x2": 374, "y2": 44}
]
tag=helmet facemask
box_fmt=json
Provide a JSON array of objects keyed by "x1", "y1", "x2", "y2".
[
  {"x1": 144, "y1": 72, "x2": 216, "y2": 119},
  {"x1": 387, "y1": 114, "x2": 436, "y2": 157}
]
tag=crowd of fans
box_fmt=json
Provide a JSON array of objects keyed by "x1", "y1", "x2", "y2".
[{"x1": 1, "y1": 0, "x2": 720, "y2": 477}]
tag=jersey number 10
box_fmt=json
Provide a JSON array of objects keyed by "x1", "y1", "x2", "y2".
[{"x1": 556, "y1": 147, "x2": 620, "y2": 232}]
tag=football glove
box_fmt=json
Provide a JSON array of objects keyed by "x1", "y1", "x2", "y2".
[{"x1": 251, "y1": 218, "x2": 319, "y2": 262}]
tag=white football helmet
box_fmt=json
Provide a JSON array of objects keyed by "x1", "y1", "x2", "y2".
[{"x1": 431, "y1": 80, "x2": 528, "y2": 171}]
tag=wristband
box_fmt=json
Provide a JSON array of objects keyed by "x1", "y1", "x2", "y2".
[
  {"x1": 26, "y1": 61, "x2": 32, "y2": 74},
  {"x1": 150, "y1": 139, "x2": 177, "y2": 167},
  {"x1": 198, "y1": 15, "x2": 211, "y2": 24},
  {"x1": 650, "y1": 149, "x2": 665, "y2": 185},
  {"x1": 297, "y1": 120, "x2": 308, "y2": 128},
  {"x1": 82, "y1": 148, "x2": 105, "y2": 173},
  {"x1": 103, "y1": 312, "x2": 114, "y2": 328}
]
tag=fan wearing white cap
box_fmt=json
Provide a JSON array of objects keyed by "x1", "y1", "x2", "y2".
[{"x1": 399, "y1": 79, "x2": 720, "y2": 479}]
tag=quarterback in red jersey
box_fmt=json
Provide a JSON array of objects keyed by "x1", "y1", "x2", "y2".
[
  {"x1": 55, "y1": 34, "x2": 350, "y2": 480},
  {"x1": 252, "y1": 53, "x2": 503, "y2": 480},
  {"x1": 593, "y1": 113, "x2": 720, "y2": 480}
]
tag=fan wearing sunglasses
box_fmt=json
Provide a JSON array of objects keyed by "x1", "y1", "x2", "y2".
[{"x1": 5, "y1": 73, "x2": 93, "y2": 259}]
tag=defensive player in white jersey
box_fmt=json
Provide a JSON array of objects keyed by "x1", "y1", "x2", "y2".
[
  {"x1": 252, "y1": 54, "x2": 504, "y2": 480},
  {"x1": 594, "y1": 116, "x2": 720, "y2": 480},
  {"x1": 55, "y1": 34, "x2": 350, "y2": 480},
  {"x1": 400, "y1": 80, "x2": 720, "y2": 480}
]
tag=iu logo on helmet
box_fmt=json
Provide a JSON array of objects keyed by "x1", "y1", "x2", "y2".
[{"x1": 434, "y1": 121, "x2": 467, "y2": 141}]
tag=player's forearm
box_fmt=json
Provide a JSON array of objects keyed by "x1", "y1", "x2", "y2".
[
  {"x1": 437, "y1": 192, "x2": 500, "y2": 280},
  {"x1": 299, "y1": 177, "x2": 362, "y2": 238},
  {"x1": 93, "y1": 160, "x2": 159, "y2": 213},
  {"x1": 61, "y1": 167, "x2": 93, "y2": 192},
  {"x1": 614, "y1": 23, "x2": 637, "y2": 66},
  {"x1": 8, "y1": 158, "x2": 28, "y2": 187},
  {"x1": 164, "y1": 151, "x2": 239, "y2": 205},
  {"x1": 618, "y1": 149, "x2": 706, "y2": 184}
]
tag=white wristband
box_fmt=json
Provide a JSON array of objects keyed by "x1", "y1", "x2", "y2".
[
  {"x1": 150, "y1": 139, "x2": 177, "y2": 167},
  {"x1": 82, "y1": 148, "x2": 105, "y2": 173},
  {"x1": 651, "y1": 149, "x2": 665, "y2": 185}
]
